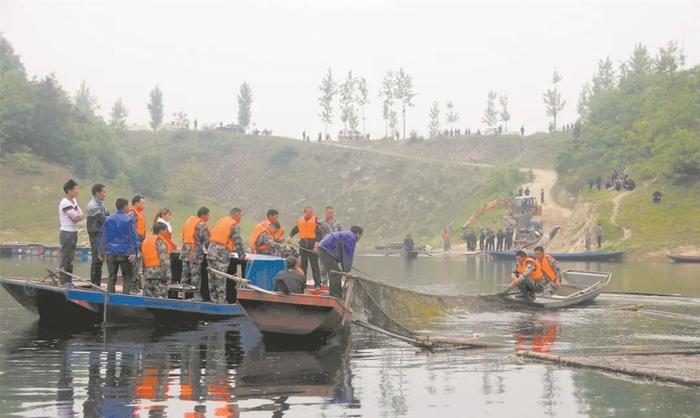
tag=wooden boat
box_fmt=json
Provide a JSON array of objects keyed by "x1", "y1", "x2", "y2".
[
  {"x1": 237, "y1": 286, "x2": 352, "y2": 336},
  {"x1": 666, "y1": 254, "x2": 700, "y2": 263},
  {"x1": 0, "y1": 254, "x2": 284, "y2": 324},
  {"x1": 486, "y1": 249, "x2": 624, "y2": 262},
  {"x1": 501, "y1": 269, "x2": 612, "y2": 309}
]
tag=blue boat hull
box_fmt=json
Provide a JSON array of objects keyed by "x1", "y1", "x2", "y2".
[
  {"x1": 1, "y1": 254, "x2": 285, "y2": 324},
  {"x1": 486, "y1": 250, "x2": 625, "y2": 262}
]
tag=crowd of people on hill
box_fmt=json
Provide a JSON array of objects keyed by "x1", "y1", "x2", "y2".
[{"x1": 57, "y1": 179, "x2": 363, "y2": 304}]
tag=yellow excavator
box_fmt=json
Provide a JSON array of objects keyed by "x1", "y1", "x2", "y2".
[{"x1": 462, "y1": 196, "x2": 543, "y2": 248}]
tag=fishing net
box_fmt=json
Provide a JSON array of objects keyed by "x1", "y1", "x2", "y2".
[{"x1": 345, "y1": 276, "x2": 505, "y2": 347}]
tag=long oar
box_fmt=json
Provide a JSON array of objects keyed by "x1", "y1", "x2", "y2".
[{"x1": 206, "y1": 267, "x2": 275, "y2": 294}]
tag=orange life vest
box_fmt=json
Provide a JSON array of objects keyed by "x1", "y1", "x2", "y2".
[
  {"x1": 142, "y1": 234, "x2": 163, "y2": 268},
  {"x1": 161, "y1": 229, "x2": 177, "y2": 251},
  {"x1": 516, "y1": 257, "x2": 544, "y2": 281},
  {"x1": 210, "y1": 216, "x2": 238, "y2": 252},
  {"x1": 131, "y1": 207, "x2": 146, "y2": 238},
  {"x1": 250, "y1": 219, "x2": 282, "y2": 250},
  {"x1": 251, "y1": 227, "x2": 273, "y2": 253},
  {"x1": 181, "y1": 216, "x2": 206, "y2": 245},
  {"x1": 442, "y1": 231, "x2": 449, "y2": 241},
  {"x1": 538, "y1": 254, "x2": 557, "y2": 280},
  {"x1": 296, "y1": 216, "x2": 318, "y2": 240}
]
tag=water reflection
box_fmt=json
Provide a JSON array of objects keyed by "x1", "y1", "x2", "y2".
[{"x1": 0, "y1": 320, "x2": 356, "y2": 417}]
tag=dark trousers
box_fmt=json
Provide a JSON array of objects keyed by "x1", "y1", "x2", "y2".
[
  {"x1": 59, "y1": 230, "x2": 78, "y2": 282},
  {"x1": 299, "y1": 239, "x2": 321, "y2": 287},
  {"x1": 88, "y1": 233, "x2": 104, "y2": 286},
  {"x1": 319, "y1": 250, "x2": 342, "y2": 298},
  {"x1": 106, "y1": 254, "x2": 133, "y2": 294},
  {"x1": 597, "y1": 236, "x2": 602, "y2": 248}
]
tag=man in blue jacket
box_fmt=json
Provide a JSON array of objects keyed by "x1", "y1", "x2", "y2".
[
  {"x1": 318, "y1": 226, "x2": 363, "y2": 297},
  {"x1": 99, "y1": 198, "x2": 141, "y2": 294}
]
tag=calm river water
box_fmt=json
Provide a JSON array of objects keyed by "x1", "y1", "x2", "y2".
[{"x1": 0, "y1": 255, "x2": 698, "y2": 417}]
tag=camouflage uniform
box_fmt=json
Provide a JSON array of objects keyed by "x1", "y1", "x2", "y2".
[
  {"x1": 143, "y1": 237, "x2": 171, "y2": 298},
  {"x1": 206, "y1": 224, "x2": 244, "y2": 304},
  {"x1": 181, "y1": 222, "x2": 210, "y2": 299},
  {"x1": 254, "y1": 231, "x2": 283, "y2": 256},
  {"x1": 318, "y1": 217, "x2": 341, "y2": 284}
]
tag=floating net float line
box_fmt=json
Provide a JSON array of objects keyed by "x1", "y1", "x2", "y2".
[{"x1": 345, "y1": 275, "x2": 508, "y2": 350}]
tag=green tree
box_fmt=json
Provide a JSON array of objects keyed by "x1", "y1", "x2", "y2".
[
  {"x1": 237, "y1": 81, "x2": 253, "y2": 131},
  {"x1": 339, "y1": 70, "x2": 358, "y2": 130},
  {"x1": 482, "y1": 90, "x2": 498, "y2": 133},
  {"x1": 318, "y1": 68, "x2": 336, "y2": 136},
  {"x1": 0, "y1": 36, "x2": 25, "y2": 74},
  {"x1": 109, "y1": 98, "x2": 129, "y2": 133},
  {"x1": 130, "y1": 154, "x2": 166, "y2": 197},
  {"x1": 577, "y1": 82, "x2": 592, "y2": 122},
  {"x1": 627, "y1": 43, "x2": 653, "y2": 77},
  {"x1": 655, "y1": 41, "x2": 685, "y2": 74},
  {"x1": 0, "y1": 41, "x2": 33, "y2": 151},
  {"x1": 543, "y1": 70, "x2": 566, "y2": 131},
  {"x1": 394, "y1": 68, "x2": 415, "y2": 140},
  {"x1": 592, "y1": 57, "x2": 616, "y2": 94},
  {"x1": 498, "y1": 94, "x2": 510, "y2": 131},
  {"x1": 356, "y1": 77, "x2": 369, "y2": 135},
  {"x1": 74, "y1": 80, "x2": 99, "y2": 116},
  {"x1": 428, "y1": 101, "x2": 440, "y2": 138},
  {"x1": 148, "y1": 85, "x2": 163, "y2": 131}
]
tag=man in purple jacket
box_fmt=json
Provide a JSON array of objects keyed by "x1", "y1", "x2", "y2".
[{"x1": 318, "y1": 226, "x2": 363, "y2": 297}]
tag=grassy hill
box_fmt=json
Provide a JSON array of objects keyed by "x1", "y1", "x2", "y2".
[{"x1": 0, "y1": 132, "x2": 529, "y2": 248}]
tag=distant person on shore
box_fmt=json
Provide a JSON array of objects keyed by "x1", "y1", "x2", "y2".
[
  {"x1": 273, "y1": 256, "x2": 306, "y2": 294},
  {"x1": 319, "y1": 226, "x2": 363, "y2": 298},
  {"x1": 652, "y1": 191, "x2": 663, "y2": 203},
  {"x1": 496, "y1": 229, "x2": 505, "y2": 250},
  {"x1": 141, "y1": 222, "x2": 172, "y2": 298},
  {"x1": 540, "y1": 188, "x2": 545, "y2": 204},
  {"x1": 58, "y1": 179, "x2": 84, "y2": 283},
  {"x1": 442, "y1": 229, "x2": 451, "y2": 253},
  {"x1": 404, "y1": 234, "x2": 415, "y2": 252},
  {"x1": 524, "y1": 187, "x2": 531, "y2": 196},
  {"x1": 87, "y1": 184, "x2": 108, "y2": 286},
  {"x1": 479, "y1": 230, "x2": 485, "y2": 250},
  {"x1": 595, "y1": 223, "x2": 603, "y2": 248},
  {"x1": 520, "y1": 125, "x2": 525, "y2": 136},
  {"x1": 318, "y1": 132, "x2": 322, "y2": 142},
  {"x1": 100, "y1": 198, "x2": 140, "y2": 294},
  {"x1": 584, "y1": 230, "x2": 592, "y2": 251}
]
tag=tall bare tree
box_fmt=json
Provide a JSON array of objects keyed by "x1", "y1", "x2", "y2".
[
  {"x1": 481, "y1": 90, "x2": 498, "y2": 133},
  {"x1": 318, "y1": 68, "x2": 336, "y2": 136},
  {"x1": 379, "y1": 71, "x2": 394, "y2": 138},
  {"x1": 428, "y1": 101, "x2": 440, "y2": 138},
  {"x1": 356, "y1": 77, "x2": 369, "y2": 135},
  {"x1": 543, "y1": 69, "x2": 566, "y2": 131},
  {"x1": 74, "y1": 80, "x2": 99, "y2": 116},
  {"x1": 339, "y1": 71, "x2": 358, "y2": 130},
  {"x1": 237, "y1": 82, "x2": 253, "y2": 131},
  {"x1": 147, "y1": 85, "x2": 163, "y2": 131},
  {"x1": 498, "y1": 94, "x2": 510, "y2": 131},
  {"x1": 109, "y1": 98, "x2": 128, "y2": 133},
  {"x1": 393, "y1": 68, "x2": 415, "y2": 140},
  {"x1": 445, "y1": 101, "x2": 459, "y2": 131}
]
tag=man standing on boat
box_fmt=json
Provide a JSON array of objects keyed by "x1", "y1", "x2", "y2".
[
  {"x1": 129, "y1": 195, "x2": 147, "y2": 290},
  {"x1": 318, "y1": 226, "x2": 363, "y2": 298},
  {"x1": 207, "y1": 207, "x2": 245, "y2": 304},
  {"x1": 404, "y1": 234, "x2": 415, "y2": 252},
  {"x1": 86, "y1": 184, "x2": 108, "y2": 286},
  {"x1": 507, "y1": 250, "x2": 545, "y2": 302},
  {"x1": 58, "y1": 179, "x2": 84, "y2": 283},
  {"x1": 318, "y1": 206, "x2": 341, "y2": 284},
  {"x1": 100, "y1": 198, "x2": 141, "y2": 294},
  {"x1": 141, "y1": 223, "x2": 171, "y2": 298},
  {"x1": 180, "y1": 207, "x2": 210, "y2": 300},
  {"x1": 534, "y1": 246, "x2": 561, "y2": 291},
  {"x1": 289, "y1": 207, "x2": 323, "y2": 288}
]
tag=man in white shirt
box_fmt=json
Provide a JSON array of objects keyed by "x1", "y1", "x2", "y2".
[{"x1": 58, "y1": 179, "x2": 83, "y2": 282}]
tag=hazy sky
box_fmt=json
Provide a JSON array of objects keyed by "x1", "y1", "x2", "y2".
[{"x1": 2, "y1": 1, "x2": 699, "y2": 138}]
